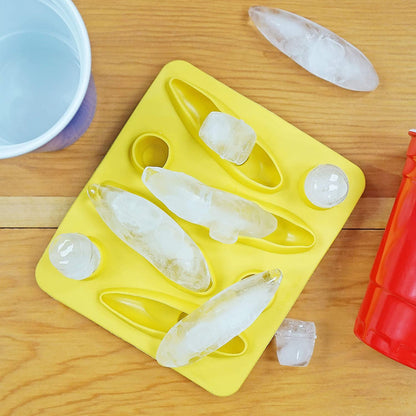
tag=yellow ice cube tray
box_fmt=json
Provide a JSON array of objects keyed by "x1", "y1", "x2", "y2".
[{"x1": 36, "y1": 60, "x2": 365, "y2": 396}]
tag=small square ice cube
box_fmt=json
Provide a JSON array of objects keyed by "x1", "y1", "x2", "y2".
[
  {"x1": 275, "y1": 318, "x2": 316, "y2": 367},
  {"x1": 199, "y1": 112, "x2": 256, "y2": 165}
]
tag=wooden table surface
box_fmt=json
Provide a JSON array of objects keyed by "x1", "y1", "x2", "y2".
[{"x1": 2, "y1": 0, "x2": 416, "y2": 414}]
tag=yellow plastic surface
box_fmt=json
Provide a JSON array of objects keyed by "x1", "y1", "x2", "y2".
[{"x1": 36, "y1": 60, "x2": 365, "y2": 396}]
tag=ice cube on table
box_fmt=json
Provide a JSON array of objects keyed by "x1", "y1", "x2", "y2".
[
  {"x1": 156, "y1": 268, "x2": 282, "y2": 367},
  {"x1": 142, "y1": 167, "x2": 277, "y2": 244},
  {"x1": 275, "y1": 318, "x2": 317, "y2": 367},
  {"x1": 48, "y1": 233, "x2": 101, "y2": 280},
  {"x1": 249, "y1": 6, "x2": 379, "y2": 91},
  {"x1": 199, "y1": 112, "x2": 256, "y2": 165},
  {"x1": 304, "y1": 164, "x2": 349, "y2": 208},
  {"x1": 87, "y1": 184, "x2": 211, "y2": 292}
]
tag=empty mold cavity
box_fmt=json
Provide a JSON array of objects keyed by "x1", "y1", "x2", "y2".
[
  {"x1": 131, "y1": 134, "x2": 170, "y2": 172},
  {"x1": 167, "y1": 78, "x2": 282, "y2": 192},
  {"x1": 239, "y1": 209, "x2": 316, "y2": 253},
  {"x1": 214, "y1": 335, "x2": 247, "y2": 357},
  {"x1": 100, "y1": 291, "x2": 183, "y2": 337},
  {"x1": 263, "y1": 215, "x2": 315, "y2": 248}
]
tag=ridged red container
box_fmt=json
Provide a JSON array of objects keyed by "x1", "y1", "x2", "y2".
[{"x1": 354, "y1": 130, "x2": 416, "y2": 369}]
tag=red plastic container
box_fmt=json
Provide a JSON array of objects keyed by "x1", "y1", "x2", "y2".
[{"x1": 354, "y1": 130, "x2": 416, "y2": 369}]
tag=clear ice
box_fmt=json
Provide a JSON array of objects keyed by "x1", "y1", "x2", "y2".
[
  {"x1": 304, "y1": 164, "x2": 349, "y2": 208},
  {"x1": 199, "y1": 111, "x2": 257, "y2": 165},
  {"x1": 87, "y1": 184, "x2": 211, "y2": 292},
  {"x1": 48, "y1": 233, "x2": 100, "y2": 280},
  {"x1": 142, "y1": 167, "x2": 277, "y2": 244},
  {"x1": 275, "y1": 318, "x2": 317, "y2": 367},
  {"x1": 249, "y1": 6, "x2": 379, "y2": 91},
  {"x1": 156, "y1": 269, "x2": 282, "y2": 367}
]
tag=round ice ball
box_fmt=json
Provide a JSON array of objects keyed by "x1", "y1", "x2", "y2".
[
  {"x1": 304, "y1": 164, "x2": 349, "y2": 208},
  {"x1": 49, "y1": 233, "x2": 100, "y2": 280}
]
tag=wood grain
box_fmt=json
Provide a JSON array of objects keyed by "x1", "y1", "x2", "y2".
[
  {"x1": 2, "y1": 229, "x2": 416, "y2": 416},
  {"x1": 0, "y1": 0, "x2": 412, "y2": 198},
  {"x1": 0, "y1": 197, "x2": 75, "y2": 228},
  {"x1": 1, "y1": 0, "x2": 416, "y2": 414},
  {"x1": 0, "y1": 196, "x2": 394, "y2": 229}
]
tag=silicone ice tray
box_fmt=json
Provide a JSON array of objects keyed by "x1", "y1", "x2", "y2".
[{"x1": 36, "y1": 60, "x2": 365, "y2": 396}]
